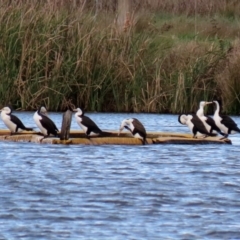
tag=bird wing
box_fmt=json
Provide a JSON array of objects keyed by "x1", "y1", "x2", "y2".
[
  {"x1": 220, "y1": 115, "x2": 240, "y2": 131},
  {"x1": 10, "y1": 115, "x2": 26, "y2": 129},
  {"x1": 191, "y1": 115, "x2": 209, "y2": 134},
  {"x1": 132, "y1": 118, "x2": 147, "y2": 138},
  {"x1": 206, "y1": 116, "x2": 221, "y2": 132},
  {"x1": 41, "y1": 115, "x2": 59, "y2": 133},
  {"x1": 81, "y1": 116, "x2": 102, "y2": 133}
]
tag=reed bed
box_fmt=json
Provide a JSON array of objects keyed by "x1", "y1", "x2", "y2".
[{"x1": 0, "y1": 1, "x2": 240, "y2": 113}]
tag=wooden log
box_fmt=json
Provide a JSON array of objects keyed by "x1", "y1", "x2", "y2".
[
  {"x1": 59, "y1": 110, "x2": 72, "y2": 140},
  {"x1": 152, "y1": 137, "x2": 232, "y2": 145},
  {"x1": 0, "y1": 129, "x2": 232, "y2": 145}
]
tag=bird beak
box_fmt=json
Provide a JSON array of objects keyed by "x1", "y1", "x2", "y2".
[
  {"x1": 205, "y1": 102, "x2": 212, "y2": 105},
  {"x1": 118, "y1": 127, "x2": 123, "y2": 136}
]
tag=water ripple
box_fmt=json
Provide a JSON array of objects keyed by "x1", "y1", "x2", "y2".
[{"x1": 0, "y1": 113, "x2": 240, "y2": 239}]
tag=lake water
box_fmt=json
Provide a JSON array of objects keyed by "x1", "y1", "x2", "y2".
[{"x1": 0, "y1": 112, "x2": 240, "y2": 239}]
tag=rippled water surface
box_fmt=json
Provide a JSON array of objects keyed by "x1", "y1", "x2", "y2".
[{"x1": 1, "y1": 112, "x2": 240, "y2": 239}]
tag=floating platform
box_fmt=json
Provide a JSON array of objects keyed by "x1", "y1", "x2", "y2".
[{"x1": 0, "y1": 130, "x2": 232, "y2": 145}]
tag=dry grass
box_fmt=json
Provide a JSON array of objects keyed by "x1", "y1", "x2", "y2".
[
  {"x1": 0, "y1": 1, "x2": 239, "y2": 113},
  {"x1": 215, "y1": 39, "x2": 240, "y2": 114},
  {"x1": 2, "y1": 0, "x2": 240, "y2": 16}
]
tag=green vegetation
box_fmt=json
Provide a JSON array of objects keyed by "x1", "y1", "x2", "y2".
[{"x1": 1, "y1": 1, "x2": 240, "y2": 114}]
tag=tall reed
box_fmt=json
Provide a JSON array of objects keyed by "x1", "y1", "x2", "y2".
[{"x1": 0, "y1": 2, "x2": 239, "y2": 113}]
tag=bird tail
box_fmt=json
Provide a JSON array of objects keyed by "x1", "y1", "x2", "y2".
[
  {"x1": 24, "y1": 127, "x2": 33, "y2": 131},
  {"x1": 143, "y1": 138, "x2": 148, "y2": 145},
  {"x1": 101, "y1": 131, "x2": 115, "y2": 137},
  {"x1": 208, "y1": 132, "x2": 218, "y2": 137},
  {"x1": 218, "y1": 131, "x2": 225, "y2": 136},
  {"x1": 235, "y1": 128, "x2": 240, "y2": 133}
]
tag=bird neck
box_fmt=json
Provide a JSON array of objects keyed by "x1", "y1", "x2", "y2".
[
  {"x1": 37, "y1": 107, "x2": 42, "y2": 114},
  {"x1": 197, "y1": 106, "x2": 204, "y2": 117},
  {"x1": 75, "y1": 112, "x2": 83, "y2": 118},
  {"x1": 37, "y1": 107, "x2": 46, "y2": 117},
  {"x1": 1, "y1": 111, "x2": 10, "y2": 117},
  {"x1": 214, "y1": 102, "x2": 220, "y2": 116}
]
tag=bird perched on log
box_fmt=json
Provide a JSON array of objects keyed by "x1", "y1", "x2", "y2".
[
  {"x1": 0, "y1": 106, "x2": 33, "y2": 134},
  {"x1": 73, "y1": 107, "x2": 112, "y2": 137},
  {"x1": 118, "y1": 118, "x2": 147, "y2": 144},
  {"x1": 33, "y1": 106, "x2": 59, "y2": 138},
  {"x1": 213, "y1": 100, "x2": 240, "y2": 139},
  {"x1": 178, "y1": 113, "x2": 217, "y2": 138},
  {"x1": 196, "y1": 101, "x2": 224, "y2": 136}
]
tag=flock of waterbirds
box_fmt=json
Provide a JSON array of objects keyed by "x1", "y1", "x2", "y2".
[
  {"x1": 0, "y1": 106, "x2": 147, "y2": 144},
  {"x1": 0, "y1": 99, "x2": 240, "y2": 144},
  {"x1": 178, "y1": 100, "x2": 240, "y2": 139}
]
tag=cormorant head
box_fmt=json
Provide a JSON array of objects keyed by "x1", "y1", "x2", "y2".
[
  {"x1": 178, "y1": 114, "x2": 193, "y2": 125},
  {"x1": 118, "y1": 119, "x2": 132, "y2": 135},
  {"x1": 178, "y1": 114, "x2": 188, "y2": 125},
  {"x1": 0, "y1": 106, "x2": 12, "y2": 115},
  {"x1": 37, "y1": 106, "x2": 48, "y2": 115},
  {"x1": 199, "y1": 101, "x2": 212, "y2": 108},
  {"x1": 40, "y1": 106, "x2": 48, "y2": 115},
  {"x1": 73, "y1": 108, "x2": 84, "y2": 116}
]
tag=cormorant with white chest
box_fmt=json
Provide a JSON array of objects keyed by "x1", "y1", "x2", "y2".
[
  {"x1": 178, "y1": 113, "x2": 216, "y2": 138},
  {"x1": 33, "y1": 106, "x2": 59, "y2": 137},
  {"x1": 73, "y1": 108, "x2": 104, "y2": 137},
  {"x1": 0, "y1": 106, "x2": 33, "y2": 134},
  {"x1": 118, "y1": 118, "x2": 147, "y2": 144},
  {"x1": 196, "y1": 101, "x2": 224, "y2": 136},
  {"x1": 213, "y1": 100, "x2": 240, "y2": 139}
]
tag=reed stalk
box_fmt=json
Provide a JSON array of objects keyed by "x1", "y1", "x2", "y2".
[{"x1": 0, "y1": 1, "x2": 239, "y2": 114}]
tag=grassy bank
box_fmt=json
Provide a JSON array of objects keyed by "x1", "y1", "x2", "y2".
[{"x1": 1, "y1": 1, "x2": 240, "y2": 114}]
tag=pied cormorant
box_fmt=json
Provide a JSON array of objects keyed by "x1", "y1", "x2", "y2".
[
  {"x1": 178, "y1": 114, "x2": 216, "y2": 138},
  {"x1": 0, "y1": 106, "x2": 33, "y2": 133},
  {"x1": 213, "y1": 100, "x2": 240, "y2": 139},
  {"x1": 73, "y1": 108, "x2": 103, "y2": 137},
  {"x1": 33, "y1": 106, "x2": 59, "y2": 137},
  {"x1": 196, "y1": 101, "x2": 224, "y2": 136},
  {"x1": 118, "y1": 118, "x2": 147, "y2": 144}
]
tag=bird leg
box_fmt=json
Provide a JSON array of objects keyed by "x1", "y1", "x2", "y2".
[
  {"x1": 10, "y1": 132, "x2": 20, "y2": 136},
  {"x1": 40, "y1": 135, "x2": 48, "y2": 142},
  {"x1": 220, "y1": 134, "x2": 228, "y2": 140},
  {"x1": 85, "y1": 135, "x2": 95, "y2": 145}
]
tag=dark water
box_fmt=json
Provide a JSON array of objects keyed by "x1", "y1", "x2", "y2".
[{"x1": 1, "y1": 112, "x2": 240, "y2": 240}]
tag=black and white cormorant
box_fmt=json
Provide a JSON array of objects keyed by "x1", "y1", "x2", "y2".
[
  {"x1": 196, "y1": 101, "x2": 224, "y2": 136},
  {"x1": 0, "y1": 106, "x2": 33, "y2": 133},
  {"x1": 33, "y1": 106, "x2": 59, "y2": 137},
  {"x1": 178, "y1": 113, "x2": 216, "y2": 138},
  {"x1": 73, "y1": 108, "x2": 104, "y2": 137},
  {"x1": 118, "y1": 118, "x2": 147, "y2": 144},
  {"x1": 213, "y1": 100, "x2": 240, "y2": 139}
]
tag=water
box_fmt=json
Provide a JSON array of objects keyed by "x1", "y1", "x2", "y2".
[{"x1": 0, "y1": 112, "x2": 240, "y2": 240}]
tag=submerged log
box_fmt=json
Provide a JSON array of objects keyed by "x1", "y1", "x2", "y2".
[{"x1": 0, "y1": 129, "x2": 232, "y2": 145}]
